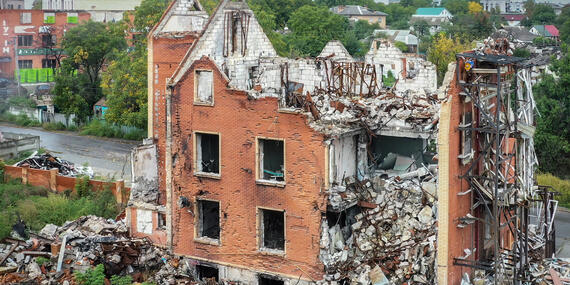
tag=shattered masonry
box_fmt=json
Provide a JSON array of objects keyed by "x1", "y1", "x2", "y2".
[{"x1": 119, "y1": 0, "x2": 557, "y2": 285}]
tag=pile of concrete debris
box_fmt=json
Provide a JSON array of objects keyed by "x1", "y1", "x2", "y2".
[
  {"x1": 308, "y1": 90, "x2": 440, "y2": 135},
  {"x1": 0, "y1": 216, "x2": 208, "y2": 284},
  {"x1": 460, "y1": 258, "x2": 570, "y2": 285},
  {"x1": 319, "y1": 171, "x2": 437, "y2": 284},
  {"x1": 16, "y1": 152, "x2": 93, "y2": 177}
]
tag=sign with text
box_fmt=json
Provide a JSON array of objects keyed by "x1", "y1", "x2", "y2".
[{"x1": 17, "y1": 48, "x2": 63, "y2": 56}]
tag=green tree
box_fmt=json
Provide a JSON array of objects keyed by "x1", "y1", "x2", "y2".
[
  {"x1": 286, "y1": 5, "x2": 349, "y2": 56},
  {"x1": 250, "y1": 0, "x2": 312, "y2": 28},
  {"x1": 443, "y1": 0, "x2": 469, "y2": 15},
  {"x1": 55, "y1": 20, "x2": 126, "y2": 119},
  {"x1": 412, "y1": 19, "x2": 430, "y2": 37},
  {"x1": 427, "y1": 32, "x2": 472, "y2": 84},
  {"x1": 532, "y1": 52, "x2": 570, "y2": 177},
  {"x1": 101, "y1": 0, "x2": 171, "y2": 128},
  {"x1": 133, "y1": 0, "x2": 170, "y2": 36},
  {"x1": 529, "y1": 4, "x2": 556, "y2": 25}
]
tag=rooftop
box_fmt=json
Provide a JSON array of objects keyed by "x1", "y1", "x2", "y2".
[
  {"x1": 414, "y1": 7, "x2": 447, "y2": 16},
  {"x1": 331, "y1": 5, "x2": 388, "y2": 16}
]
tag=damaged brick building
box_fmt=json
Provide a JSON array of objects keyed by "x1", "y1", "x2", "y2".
[{"x1": 126, "y1": 1, "x2": 554, "y2": 284}]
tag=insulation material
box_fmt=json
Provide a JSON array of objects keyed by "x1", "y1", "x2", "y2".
[{"x1": 330, "y1": 135, "x2": 357, "y2": 185}]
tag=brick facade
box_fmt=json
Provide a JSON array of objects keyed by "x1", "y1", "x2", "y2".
[{"x1": 0, "y1": 9, "x2": 91, "y2": 79}]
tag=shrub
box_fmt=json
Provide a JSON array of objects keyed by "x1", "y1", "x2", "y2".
[
  {"x1": 42, "y1": 122, "x2": 68, "y2": 131},
  {"x1": 383, "y1": 70, "x2": 396, "y2": 88},
  {"x1": 537, "y1": 173, "x2": 570, "y2": 208},
  {"x1": 75, "y1": 175, "x2": 91, "y2": 198},
  {"x1": 36, "y1": 256, "x2": 50, "y2": 266},
  {"x1": 0, "y1": 113, "x2": 41, "y2": 127},
  {"x1": 75, "y1": 264, "x2": 106, "y2": 285},
  {"x1": 8, "y1": 96, "x2": 36, "y2": 108},
  {"x1": 80, "y1": 119, "x2": 146, "y2": 141},
  {"x1": 394, "y1": 41, "x2": 409, "y2": 53},
  {"x1": 110, "y1": 275, "x2": 133, "y2": 285}
]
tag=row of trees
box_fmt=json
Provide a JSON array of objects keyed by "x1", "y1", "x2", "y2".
[{"x1": 53, "y1": 0, "x2": 169, "y2": 129}]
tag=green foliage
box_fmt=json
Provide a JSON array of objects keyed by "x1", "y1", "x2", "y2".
[
  {"x1": 513, "y1": 48, "x2": 531, "y2": 58},
  {"x1": 36, "y1": 257, "x2": 50, "y2": 266},
  {"x1": 75, "y1": 175, "x2": 91, "y2": 198},
  {"x1": 532, "y1": 53, "x2": 570, "y2": 177},
  {"x1": 133, "y1": 0, "x2": 170, "y2": 37},
  {"x1": 42, "y1": 122, "x2": 68, "y2": 131},
  {"x1": 427, "y1": 33, "x2": 472, "y2": 85},
  {"x1": 110, "y1": 275, "x2": 133, "y2": 285},
  {"x1": 0, "y1": 113, "x2": 42, "y2": 127},
  {"x1": 250, "y1": 0, "x2": 312, "y2": 29},
  {"x1": 287, "y1": 5, "x2": 350, "y2": 56},
  {"x1": 537, "y1": 173, "x2": 570, "y2": 208},
  {"x1": 394, "y1": 41, "x2": 409, "y2": 52},
  {"x1": 529, "y1": 4, "x2": 556, "y2": 25},
  {"x1": 412, "y1": 19, "x2": 430, "y2": 37},
  {"x1": 383, "y1": 71, "x2": 396, "y2": 87},
  {"x1": 442, "y1": 0, "x2": 468, "y2": 15},
  {"x1": 75, "y1": 264, "x2": 106, "y2": 285},
  {"x1": 532, "y1": 36, "x2": 557, "y2": 46},
  {"x1": 55, "y1": 20, "x2": 126, "y2": 122},
  {"x1": 80, "y1": 119, "x2": 146, "y2": 141},
  {"x1": 8, "y1": 96, "x2": 37, "y2": 108},
  {"x1": 4, "y1": 150, "x2": 33, "y2": 165},
  {"x1": 0, "y1": 180, "x2": 121, "y2": 240}
]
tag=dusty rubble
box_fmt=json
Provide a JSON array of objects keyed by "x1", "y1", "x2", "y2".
[
  {"x1": 0, "y1": 216, "x2": 210, "y2": 284},
  {"x1": 16, "y1": 152, "x2": 93, "y2": 177},
  {"x1": 319, "y1": 171, "x2": 437, "y2": 284},
  {"x1": 306, "y1": 90, "x2": 440, "y2": 136}
]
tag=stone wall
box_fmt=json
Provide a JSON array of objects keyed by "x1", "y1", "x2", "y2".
[{"x1": 0, "y1": 132, "x2": 39, "y2": 159}]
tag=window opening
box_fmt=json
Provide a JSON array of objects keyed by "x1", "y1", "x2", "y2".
[
  {"x1": 198, "y1": 200, "x2": 220, "y2": 240},
  {"x1": 260, "y1": 209, "x2": 284, "y2": 250},
  {"x1": 259, "y1": 139, "x2": 284, "y2": 182},
  {"x1": 195, "y1": 70, "x2": 213, "y2": 104},
  {"x1": 196, "y1": 133, "x2": 219, "y2": 174},
  {"x1": 196, "y1": 264, "x2": 219, "y2": 282}
]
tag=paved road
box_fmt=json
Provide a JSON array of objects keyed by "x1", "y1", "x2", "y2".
[
  {"x1": 0, "y1": 124, "x2": 137, "y2": 184},
  {"x1": 555, "y1": 208, "x2": 570, "y2": 257}
]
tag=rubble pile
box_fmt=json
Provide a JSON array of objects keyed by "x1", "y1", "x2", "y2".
[
  {"x1": 475, "y1": 37, "x2": 515, "y2": 55},
  {"x1": 0, "y1": 216, "x2": 203, "y2": 284},
  {"x1": 319, "y1": 172, "x2": 438, "y2": 284},
  {"x1": 308, "y1": 90, "x2": 440, "y2": 135},
  {"x1": 16, "y1": 152, "x2": 93, "y2": 177}
]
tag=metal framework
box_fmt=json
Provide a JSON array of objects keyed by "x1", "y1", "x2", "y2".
[{"x1": 452, "y1": 52, "x2": 557, "y2": 284}]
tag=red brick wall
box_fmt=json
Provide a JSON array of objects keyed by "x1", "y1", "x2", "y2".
[
  {"x1": 169, "y1": 57, "x2": 328, "y2": 280},
  {"x1": 3, "y1": 165, "x2": 129, "y2": 203},
  {"x1": 150, "y1": 35, "x2": 198, "y2": 206},
  {"x1": 0, "y1": 10, "x2": 91, "y2": 79}
]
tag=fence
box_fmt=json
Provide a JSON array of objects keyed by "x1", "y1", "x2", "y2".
[
  {"x1": 8, "y1": 105, "x2": 77, "y2": 127},
  {"x1": 0, "y1": 132, "x2": 40, "y2": 159},
  {"x1": 3, "y1": 165, "x2": 130, "y2": 204}
]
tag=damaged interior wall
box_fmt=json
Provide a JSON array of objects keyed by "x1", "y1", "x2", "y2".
[{"x1": 366, "y1": 39, "x2": 437, "y2": 93}]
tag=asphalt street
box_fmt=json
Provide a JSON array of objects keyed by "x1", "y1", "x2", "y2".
[
  {"x1": 555, "y1": 207, "x2": 570, "y2": 257},
  {"x1": 0, "y1": 124, "x2": 136, "y2": 184}
]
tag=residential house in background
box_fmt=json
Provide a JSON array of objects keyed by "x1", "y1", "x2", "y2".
[
  {"x1": 331, "y1": 5, "x2": 388, "y2": 28},
  {"x1": 374, "y1": 29, "x2": 419, "y2": 53},
  {"x1": 93, "y1": 97, "x2": 108, "y2": 118},
  {"x1": 410, "y1": 7, "x2": 452, "y2": 34},
  {"x1": 0, "y1": 9, "x2": 91, "y2": 81},
  {"x1": 530, "y1": 25, "x2": 560, "y2": 40},
  {"x1": 501, "y1": 13, "x2": 526, "y2": 26},
  {"x1": 492, "y1": 26, "x2": 537, "y2": 44},
  {"x1": 1, "y1": 0, "x2": 25, "y2": 9}
]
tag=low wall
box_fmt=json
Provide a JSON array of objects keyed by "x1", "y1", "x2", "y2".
[
  {"x1": 0, "y1": 132, "x2": 40, "y2": 159},
  {"x1": 3, "y1": 165, "x2": 130, "y2": 204},
  {"x1": 8, "y1": 106, "x2": 77, "y2": 127}
]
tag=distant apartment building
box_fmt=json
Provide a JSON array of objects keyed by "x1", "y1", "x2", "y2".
[
  {"x1": 331, "y1": 5, "x2": 388, "y2": 28},
  {"x1": 1, "y1": 0, "x2": 24, "y2": 9},
  {"x1": 0, "y1": 9, "x2": 90, "y2": 81},
  {"x1": 42, "y1": 0, "x2": 141, "y2": 22}
]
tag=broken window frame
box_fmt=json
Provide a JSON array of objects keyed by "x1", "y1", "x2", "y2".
[
  {"x1": 157, "y1": 212, "x2": 166, "y2": 230},
  {"x1": 194, "y1": 69, "x2": 214, "y2": 106},
  {"x1": 193, "y1": 131, "x2": 221, "y2": 179},
  {"x1": 458, "y1": 111, "x2": 473, "y2": 164},
  {"x1": 256, "y1": 137, "x2": 286, "y2": 186},
  {"x1": 196, "y1": 264, "x2": 219, "y2": 282},
  {"x1": 194, "y1": 199, "x2": 221, "y2": 245},
  {"x1": 257, "y1": 207, "x2": 286, "y2": 254}
]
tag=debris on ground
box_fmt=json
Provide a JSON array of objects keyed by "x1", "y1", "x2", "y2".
[
  {"x1": 16, "y1": 152, "x2": 93, "y2": 177},
  {"x1": 0, "y1": 215, "x2": 207, "y2": 284},
  {"x1": 319, "y1": 172, "x2": 438, "y2": 284}
]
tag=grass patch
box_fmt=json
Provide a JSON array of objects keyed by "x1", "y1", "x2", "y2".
[
  {"x1": 8, "y1": 96, "x2": 36, "y2": 108},
  {"x1": 0, "y1": 113, "x2": 42, "y2": 127},
  {"x1": 0, "y1": 179, "x2": 122, "y2": 240},
  {"x1": 537, "y1": 173, "x2": 570, "y2": 209},
  {"x1": 80, "y1": 119, "x2": 146, "y2": 141}
]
